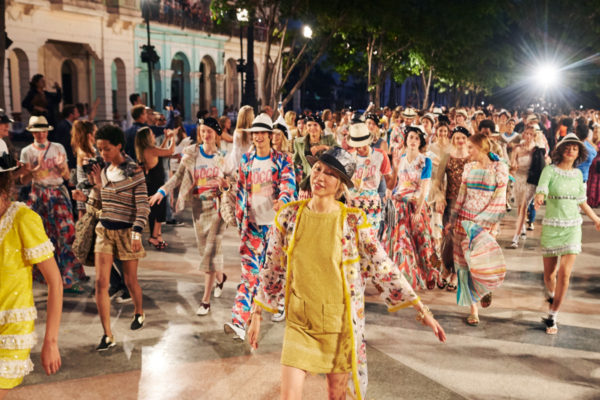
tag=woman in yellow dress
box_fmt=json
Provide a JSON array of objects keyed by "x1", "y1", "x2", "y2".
[
  {"x1": 0, "y1": 149, "x2": 62, "y2": 397},
  {"x1": 248, "y1": 147, "x2": 446, "y2": 400}
]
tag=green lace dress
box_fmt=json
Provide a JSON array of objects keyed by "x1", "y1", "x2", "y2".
[{"x1": 536, "y1": 165, "x2": 586, "y2": 257}]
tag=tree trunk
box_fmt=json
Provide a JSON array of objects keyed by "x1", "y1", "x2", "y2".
[
  {"x1": 0, "y1": 0, "x2": 6, "y2": 110},
  {"x1": 279, "y1": 31, "x2": 333, "y2": 108},
  {"x1": 374, "y1": 62, "x2": 384, "y2": 109},
  {"x1": 420, "y1": 67, "x2": 433, "y2": 110},
  {"x1": 366, "y1": 34, "x2": 376, "y2": 103}
]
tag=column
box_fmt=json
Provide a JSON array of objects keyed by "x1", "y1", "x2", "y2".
[{"x1": 215, "y1": 73, "x2": 225, "y2": 116}]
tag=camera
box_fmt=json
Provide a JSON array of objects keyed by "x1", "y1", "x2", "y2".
[{"x1": 82, "y1": 156, "x2": 106, "y2": 174}]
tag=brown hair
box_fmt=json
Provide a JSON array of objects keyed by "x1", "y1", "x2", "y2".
[
  {"x1": 235, "y1": 105, "x2": 255, "y2": 147},
  {"x1": 468, "y1": 133, "x2": 491, "y2": 154},
  {"x1": 71, "y1": 120, "x2": 96, "y2": 157},
  {"x1": 0, "y1": 171, "x2": 13, "y2": 198},
  {"x1": 551, "y1": 140, "x2": 588, "y2": 167},
  {"x1": 131, "y1": 104, "x2": 146, "y2": 120}
]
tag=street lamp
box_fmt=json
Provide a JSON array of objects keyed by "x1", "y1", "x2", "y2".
[
  {"x1": 236, "y1": 9, "x2": 248, "y2": 103},
  {"x1": 239, "y1": 9, "x2": 257, "y2": 111},
  {"x1": 141, "y1": 0, "x2": 159, "y2": 108},
  {"x1": 302, "y1": 25, "x2": 313, "y2": 39},
  {"x1": 533, "y1": 63, "x2": 561, "y2": 89}
]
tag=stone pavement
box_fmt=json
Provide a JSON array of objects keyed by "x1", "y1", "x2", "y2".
[{"x1": 9, "y1": 207, "x2": 600, "y2": 400}]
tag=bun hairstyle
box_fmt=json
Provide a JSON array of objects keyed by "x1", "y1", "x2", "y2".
[
  {"x1": 468, "y1": 133, "x2": 498, "y2": 161},
  {"x1": 404, "y1": 126, "x2": 427, "y2": 151}
]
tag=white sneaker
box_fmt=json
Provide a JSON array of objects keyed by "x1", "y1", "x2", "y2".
[
  {"x1": 224, "y1": 322, "x2": 245, "y2": 341},
  {"x1": 527, "y1": 222, "x2": 534, "y2": 231},
  {"x1": 196, "y1": 303, "x2": 210, "y2": 316},
  {"x1": 509, "y1": 240, "x2": 519, "y2": 249},
  {"x1": 271, "y1": 310, "x2": 285, "y2": 322},
  {"x1": 520, "y1": 228, "x2": 527, "y2": 238}
]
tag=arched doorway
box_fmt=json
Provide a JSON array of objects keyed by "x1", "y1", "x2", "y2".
[
  {"x1": 199, "y1": 55, "x2": 216, "y2": 112},
  {"x1": 171, "y1": 52, "x2": 191, "y2": 119},
  {"x1": 7, "y1": 48, "x2": 30, "y2": 116},
  {"x1": 225, "y1": 58, "x2": 239, "y2": 110},
  {"x1": 61, "y1": 60, "x2": 78, "y2": 104},
  {"x1": 111, "y1": 58, "x2": 127, "y2": 120}
]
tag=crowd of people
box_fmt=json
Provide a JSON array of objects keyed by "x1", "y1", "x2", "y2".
[{"x1": 1, "y1": 72, "x2": 599, "y2": 399}]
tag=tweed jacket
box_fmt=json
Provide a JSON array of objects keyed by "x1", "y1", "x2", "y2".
[
  {"x1": 161, "y1": 144, "x2": 227, "y2": 213},
  {"x1": 235, "y1": 148, "x2": 296, "y2": 233},
  {"x1": 255, "y1": 200, "x2": 420, "y2": 400}
]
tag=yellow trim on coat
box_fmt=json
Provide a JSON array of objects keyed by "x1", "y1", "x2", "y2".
[
  {"x1": 387, "y1": 297, "x2": 421, "y2": 313},
  {"x1": 254, "y1": 299, "x2": 278, "y2": 314}
]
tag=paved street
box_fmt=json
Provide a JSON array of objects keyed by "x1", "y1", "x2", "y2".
[{"x1": 9, "y1": 207, "x2": 600, "y2": 400}]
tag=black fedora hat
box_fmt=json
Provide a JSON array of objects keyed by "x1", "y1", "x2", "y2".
[{"x1": 307, "y1": 146, "x2": 356, "y2": 188}]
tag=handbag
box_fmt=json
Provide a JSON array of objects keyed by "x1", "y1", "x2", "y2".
[
  {"x1": 218, "y1": 187, "x2": 236, "y2": 227},
  {"x1": 72, "y1": 210, "x2": 98, "y2": 265}
]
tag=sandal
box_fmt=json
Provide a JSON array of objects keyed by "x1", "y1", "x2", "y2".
[
  {"x1": 157, "y1": 237, "x2": 169, "y2": 249},
  {"x1": 542, "y1": 317, "x2": 558, "y2": 335},
  {"x1": 481, "y1": 293, "x2": 492, "y2": 308},
  {"x1": 467, "y1": 314, "x2": 479, "y2": 326},
  {"x1": 148, "y1": 237, "x2": 164, "y2": 250},
  {"x1": 437, "y1": 278, "x2": 448, "y2": 290}
]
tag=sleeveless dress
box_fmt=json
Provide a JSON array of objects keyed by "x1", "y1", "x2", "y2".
[
  {"x1": 144, "y1": 160, "x2": 167, "y2": 229},
  {"x1": 0, "y1": 203, "x2": 55, "y2": 388},
  {"x1": 281, "y1": 207, "x2": 352, "y2": 373},
  {"x1": 513, "y1": 152, "x2": 535, "y2": 206}
]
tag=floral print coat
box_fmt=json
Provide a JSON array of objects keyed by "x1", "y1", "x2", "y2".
[{"x1": 254, "y1": 200, "x2": 420, "y2": 400}]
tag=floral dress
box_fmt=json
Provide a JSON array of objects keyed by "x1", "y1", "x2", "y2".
[
  {"x1": 382, "y1": 153, "x2": 439, "y2": 289},
  {"x1": 536, "y1": 165, "x2": 586, "y2": 256},
  {"x1": 255, "y1": 200, "x2": 420, "y2": 400},
  {"x1": 451, "y1": 161, "x2": 508, "y2": 306},
  {"x1": 0, "y1": 203, "x2": 55, "y2": 388}
]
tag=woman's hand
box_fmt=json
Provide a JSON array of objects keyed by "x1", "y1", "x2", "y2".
[
  {"x1": 72, "y1": 189, "x2": 87, "y2": 202},
  {"x1": 247, "y1": 315, "x2": 261, "y2": 350},
  {"x1": 41, "y1": 340, "x2": 61, "y2": 376},
  {"x1": 435, "y1": 200, "x2": 446, "y2": 214},
  {"x1": 594, "y1": 218, "x2": 600, "y2": 231},
  {"x1": 88, "y1": 163, "x2": 102, "y2": 186},
  {"x1": 534, "y1": 193, "x2": 545, "y2": 210},
  {"x1": 422, "y1": 313, "x2": 447, "y2": 343},
  {"x1": 149, "y1": 191, "x2": 164, "y2": 206},
  {"x1": 131, "y1": 237, "x2": 142, "y2": 252}
]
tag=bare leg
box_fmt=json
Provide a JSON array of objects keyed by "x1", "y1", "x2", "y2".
[
  {"x1": 470, "y1": 303, "x2": 478, "y2": 318},
  {"x1": 153, "y1": 222, "x2": 162, "y2": 241},
  {"x1": 281, "y1": 365, "x2": 307, "y2": 400},
  {"x1": 122, "y1": 260, "x2": 144, "y2": 315},
  {"x1": 95, "y1": 252, "x2": 114, "y2": 337},
  {"x1": 0, "y1": 388, "x2": 9, "y2": 399},
  {"x1": 202, "y1": 271, "x2": 217, "y2": 303},
  {"x1": 543, "y1": 256, "x2": 559, "y2": 295},
  {"x1": 550, "y1": 254, "x2": 577, "y2": 312},
  {"x1": 326, "y1": 372, "x2": 350, "y2": 400},
  {"x1": 512, "y1": 203, "x2": 528, "y2": 239}
]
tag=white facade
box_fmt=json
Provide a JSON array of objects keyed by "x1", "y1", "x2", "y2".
[{"x1": 5, "y1": 0, "x2": 279, "y2": 125}]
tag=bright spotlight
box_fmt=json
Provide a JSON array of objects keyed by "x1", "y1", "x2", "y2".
[
  {"x1": 236, "y1": 8, "x2": 249, "y2": 22},
  {"x1": 303, "y1": 25, "x2": 313, "y2": 39},
  {"x1": 534, "y1": 64, "x2": 560, "y2": 88}
]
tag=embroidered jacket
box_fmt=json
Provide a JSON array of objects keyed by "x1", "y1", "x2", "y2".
[
  {"x1": 255, "y1": 200, "x2": 420, "y2": 400},
  {"x1": 161, "y1": 143, "x2": 228, "y2": 213},
  {"x1": 235, "y1": 148, "x2": 296, "y2": 233}
]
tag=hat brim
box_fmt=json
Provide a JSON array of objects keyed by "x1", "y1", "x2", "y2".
[
  {"x1": 243, "y1": 127, "x2": 272, "y2": 133},
  {"x1": 307, "y1": 155, "x2": 354, "y2": 189},
  {"x1": 27, "y1": 126, "x2": 54, "y2": 132},
  {"x1": 0, "y1": 165, "x2": 19, "y2": 173},
  {"x1": 347, "y1": 137, "x2": 372, "y2": 148}
]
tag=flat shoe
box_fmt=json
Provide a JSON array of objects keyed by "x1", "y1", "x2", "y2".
[
  {"x1": 446, "y1": 282, "x2": 457, "y2": 292},
  {"x1": 481, "y1": 293, "x2": 492, "y2": 308},
  {"x1": 467, "y1": 314, "x2": 479, "y2": 326}
]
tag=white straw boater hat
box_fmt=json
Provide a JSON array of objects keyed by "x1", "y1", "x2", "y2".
[
  {"x1": 243, "y1": 113, "x2": 273, "y2": 133},
  {"x1": 402, "y1": 107, "x2": 417, "y2": 118},
  {"x1": 347, "y1": 123, "x2": 372, "y2": 148},
  {"x1": 27, "y1": 115, "x2": 54, "y2": 132},
  {"x1": 0, "y1": 142, "x2": 19, "y2": 172}
]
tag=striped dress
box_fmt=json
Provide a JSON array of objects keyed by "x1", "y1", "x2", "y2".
[{"x1": 451, "y1": 161, "x2": 508, "y2": 306}]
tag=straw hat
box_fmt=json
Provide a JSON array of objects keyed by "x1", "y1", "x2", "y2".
[
  {"x1": 243, "y1": 113, "x2": 273, "y2": 133},
  {"x1": 347, "y1": 123, "x2": 372, "y2": 148},
  {"x1": 27, "y1": 115, "x2": 53, "y2": 132}
]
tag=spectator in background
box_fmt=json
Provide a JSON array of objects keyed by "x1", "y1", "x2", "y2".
[
  {"x1": 129, "y1": 93, "x2": 143, "y2": 106},
  {"x1": 50, "y1": 104, "x2": 79, "y2": 170},
  {"x1": 262, "y1": 105, "x2": 273, "y2": 119},
  {"x1": 219, "y1": 115, "x2": 234, "y2": 154},
  {"x1": 210, "y1": 106, "x2": 219, "y2": 119},
  {"x1": 125, "y1": 105, "x2": 148, "y2": 159},
  {"x1": 21, "y1": 74, "x2": 62, "y2": 125},
  {"x1": 0, "y1": 109, "x2": 16, "y2": 159}
]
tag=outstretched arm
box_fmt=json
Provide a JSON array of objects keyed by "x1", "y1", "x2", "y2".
[{"x1": 37, "y1": 257, "x2": 63, "y2": 375}]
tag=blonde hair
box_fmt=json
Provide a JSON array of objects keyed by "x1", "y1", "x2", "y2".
[
  {"x1": 235, "y1": 105, "x2": 255, "y2": 147},
  {"x1": 285, "y1": 111, "x2": 296, "y2": 127},
  {"x1": 134, "y1": 127, "x2": 153, "y2": 164},
  {"x1": 273, "y1": 129, "x2": 291, "y2": 153}
]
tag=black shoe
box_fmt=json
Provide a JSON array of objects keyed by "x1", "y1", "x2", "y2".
[
  {"x1": 166, "y1": 219, "x2": 184, "y2": 227},
  {"x1": 116, "y1": 291, "x2": 132, "y2": 304},
  {"x1": 108, "y1": 286, "x2": 123, "y2": 299},
  {"x1": 96, "y1": 335, "x2": 116, "y2": 351},
  {"x1": 131, "y1": 313, "x2": 145, "y2": 330}
]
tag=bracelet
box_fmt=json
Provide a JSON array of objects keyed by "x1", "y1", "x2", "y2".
[
  {"x1": 131, "y1": 232, "x2": 141, "y2": 241},
  {"x1": 158, "y1": 188, "x2": 167, "y2": 197},
  {"x1": 415, "y1": 305, "x2": 433, "y2": 325}
]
